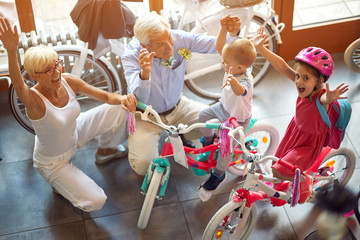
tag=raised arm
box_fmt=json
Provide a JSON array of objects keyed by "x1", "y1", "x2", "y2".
[
  {"x1": 253, "y1": 27, "x2": 296, "y2": 81},
  {"x1": 0, "y1": 18, "x2": 34, "y2": 107},
  {"x1": 320, "y1": 82, "x2": 349, "y2": 111},
  {"x1": 216, "y1": 15, "x2": 241, "y2": 54}
]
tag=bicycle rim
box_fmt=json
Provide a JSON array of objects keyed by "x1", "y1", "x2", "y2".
[
  {"x1": 202, "y1": 200, "x2": 257, "y2": 240},
  {"x1": 185, "y1": 15, "x2": 277, "y2": 100},
  {"x1": 228, "y1": 122, "x2": 279, "y2": 176},
  {"x1": 344, "y1": 38, "x2": 360, "y2": 73},
  {"x1": 9, "y1": 49, "x2": 117, "y2": 134},
  {"x1": 314, "y1": 147, "x2": 356, "y2": 190},
  {"x1": 138, "y1": 170, "x2": 163, "y2": 229}
]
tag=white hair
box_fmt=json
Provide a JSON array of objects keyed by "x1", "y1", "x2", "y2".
[
  {"x1": 23, "y1": 45, "x2": 58, "y2": 74},
  {"x1": 133, "y1": 11, "x2": 170, "y2": 45}
]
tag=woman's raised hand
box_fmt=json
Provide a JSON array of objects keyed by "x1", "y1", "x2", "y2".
[{"x1": 0, "y1": 18, "x2": 19, "y2": 51}]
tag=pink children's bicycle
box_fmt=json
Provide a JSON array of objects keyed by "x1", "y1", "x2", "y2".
[
  {"x1": 135, "y1": 101, "x2": 279, "y2": 229},
  {"x1": 202, "y1": 144, "x2": 356, "y2": 239}
]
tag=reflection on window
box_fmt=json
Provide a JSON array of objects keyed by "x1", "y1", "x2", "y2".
[{"x1": 293, "y1": 0, "x2": 360, "y2": 28}]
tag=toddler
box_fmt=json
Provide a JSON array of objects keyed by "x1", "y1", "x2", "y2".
[{"x1": 198, "y1": 15, "x2": 257, "y2": 202}]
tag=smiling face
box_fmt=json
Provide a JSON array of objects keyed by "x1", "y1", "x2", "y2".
[
  {"x1": 142, "y1": 29, "x2": 173, "y2": 60},
  {"x1": 294, "y1": 62, "x2": 323, "y2": 98},
  {"x1": 34, "y1": 59, "x2": 62, "y2": 89}
]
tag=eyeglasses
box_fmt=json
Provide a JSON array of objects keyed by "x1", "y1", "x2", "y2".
[{"x1": 35, "y1": 60, "x2": 63, "y2": 76}]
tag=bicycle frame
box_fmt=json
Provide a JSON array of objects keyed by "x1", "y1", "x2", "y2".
[
  {"x1": 229, "y1": 147, "x2": 337, "y2": 221},
  {"x1": 217, "y1": 148, "x2": 337, "y2": 238},
  {"x1": 137, "y1": 101, "x2": 250, "y2": 199}
]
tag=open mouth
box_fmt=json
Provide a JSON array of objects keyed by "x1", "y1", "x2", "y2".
[
  {"x1": 298, "y1": 86, "x2": 305, "y2": 93},
  {"x1": 51, "y1": 75, "x2": 61, "y2": 83}
]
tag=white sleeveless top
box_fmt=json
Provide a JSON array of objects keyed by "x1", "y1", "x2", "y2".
[{"x1": 29, "y1": 78, "x2": 81, "y2": 157}]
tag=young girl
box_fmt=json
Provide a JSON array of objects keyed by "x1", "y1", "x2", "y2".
[{"x1": 254, "y1": 27, "x2": 349, "y2": 203}]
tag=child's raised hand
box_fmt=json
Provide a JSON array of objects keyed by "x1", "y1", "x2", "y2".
[
  {"x1": 252, "y1": 26, "x2": 268, "y2": 51},
  {"x1": 325, "y1": 82, "x2": 349, "y2": 103},
  {"x1": 220, "y1": 15, "x2": 241, "y2": 37},
  {"x1": 222, "y1": 67, "x2": 235, "y2": 89}
]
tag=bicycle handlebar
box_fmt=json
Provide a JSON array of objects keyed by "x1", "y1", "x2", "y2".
[
  {"x1": 136, "y1": 101, "x2": 246, "y2": 146},
  {"x1": 258, "y1": 156, "x2": 299, "y2": 173}
]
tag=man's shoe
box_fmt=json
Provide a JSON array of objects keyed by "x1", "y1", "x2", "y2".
[
  {"x1": 199, "y1": 171, "x2": 227, "y2": 202},
  {"x1": 180, "y1": 134, "x2": 195, "y2": 148},
  {"x1": 95, "y1": 144, "x2": 128, "y2": 164},
  {"x1": 200, "y1": 133, "x2": 217, "y2": 147}
]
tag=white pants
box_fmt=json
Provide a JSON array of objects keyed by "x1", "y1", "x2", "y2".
[
  {"x1": 33, "y1": 104, "x2": 128, "y2": 212},
  {"x1": 128, "y1": 95, "x2": 207, "y2": 175}
]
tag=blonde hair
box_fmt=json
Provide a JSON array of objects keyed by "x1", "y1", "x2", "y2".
[
  {"x1": 224, "y1": 39, "x2": 257, "y2": 68},
  {"x1": 133, "y1": 11, "x2": 170, "y2": 45},
  {"x1": 23, "y1": 45, "x2": 58, "y2": 75}
]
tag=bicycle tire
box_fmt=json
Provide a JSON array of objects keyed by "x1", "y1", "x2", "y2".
[
  {"x1": 355, "y1": 190, "x2": 360, "y2": 225},
  {"x1": 138, "y1": 170, "x2": 163, "y2": 229},
  {"x1": 312, "y1": 147, "x2": 356, "y2": 195},
  {"x1": 185, "y1": 14, "x2": 277, "y2": 100},
  {"x1": 9, "y1": 48, "x2": 118, "y2": 134},
  {"x1": 202, "y1": 200, "x2": 257, "y2": 240},
  {"x1": 227, "y1": 122, "x2": 279, "y2": 176},
  {"x1": 344, "y1": 38, "x2": 360, "y2": 73}
]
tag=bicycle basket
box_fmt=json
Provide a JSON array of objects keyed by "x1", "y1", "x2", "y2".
[{"x1": 219, "y1": 0, "x2": 264, "y2": 8}]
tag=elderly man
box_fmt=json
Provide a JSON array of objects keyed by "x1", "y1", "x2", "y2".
[{"x1": 122, "y1": 12, "x2": 240, "y2": 175}]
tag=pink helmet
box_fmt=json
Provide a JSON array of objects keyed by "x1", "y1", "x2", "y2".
[{"x1": 295, "y1": 47, "x2": 334, "y2": 81}]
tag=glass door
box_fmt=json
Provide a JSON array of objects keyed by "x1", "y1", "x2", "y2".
[{"x1": 273, "y1": 0, "x2": 360, "y2": 61}]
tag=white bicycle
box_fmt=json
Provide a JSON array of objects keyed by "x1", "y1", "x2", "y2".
[
  {"x1": 6, "y1": 0, "x2": 284, "y2": 133},
  {"x1": 162, "y1": 0, "x2": 285, "y2": 99},
  {"x1": 344, "y1": 38, "x2": 360, "y2": 73}
]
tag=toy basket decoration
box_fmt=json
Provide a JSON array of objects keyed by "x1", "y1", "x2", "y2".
[{"x1": 219, "y1": 0, "x2": 264, "y2": 8}]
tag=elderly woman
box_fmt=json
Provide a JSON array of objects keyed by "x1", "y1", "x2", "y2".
[{"x1": 0, "y1": 17, "x2": 137, "y2": 212}]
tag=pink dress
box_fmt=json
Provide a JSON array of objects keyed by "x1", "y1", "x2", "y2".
[{"x1": 272, "y1": 90, "x2": 329, "y2": 177}]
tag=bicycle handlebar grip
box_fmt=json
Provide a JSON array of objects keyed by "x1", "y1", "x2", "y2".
[
  {"x1": 136, "y1": 101, "x2": 148, "y2": 111},
  {"x1": 277, "y1": 158, "x2": 298, "y2": 173},
  {"x1": 229, "y1": 117, "x2": 239, "y2": 128}
]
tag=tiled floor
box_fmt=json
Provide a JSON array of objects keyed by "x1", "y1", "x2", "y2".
[{"x1": 0, "y1": 51, "x2": 360, "y2": 239}]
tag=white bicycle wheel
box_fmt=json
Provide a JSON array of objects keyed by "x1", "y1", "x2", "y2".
[
  {"x1": 202, "y1": 200, "x2": 257, "y2": 240},
  {"x1": 344, "y1": 38, "x2": 360, "y2": 73},
  {"x1": 227, "y1": 122, "x2": 279, "y2": 176},
  {"x1": 9, "y1": 48, "x2": 118, "y2": 134},
  {"x1": 138, "y1": 170, "x2": 163, "y2": 229},
  {"x1": 186, "y1": 13, "x2": 277, "y2": 100},
  {"x1": 315, "y1": 147, "x2": 356, "y2": 188}
]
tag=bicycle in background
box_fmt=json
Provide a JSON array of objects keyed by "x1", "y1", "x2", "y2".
[
  {"x1": 344, "y1": 38, "x2": 360, "y2": 73},
  {"x1": 6, "y1": 0, "x2": 284, "y2": 133},
  {"x1": 162, "y1": 0, "x2": 285, "y2": 99}
]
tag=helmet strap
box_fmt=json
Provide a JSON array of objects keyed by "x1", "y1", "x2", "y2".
[{"x1": 307, "y1": 76, "x2": 323, "y2": 101}]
